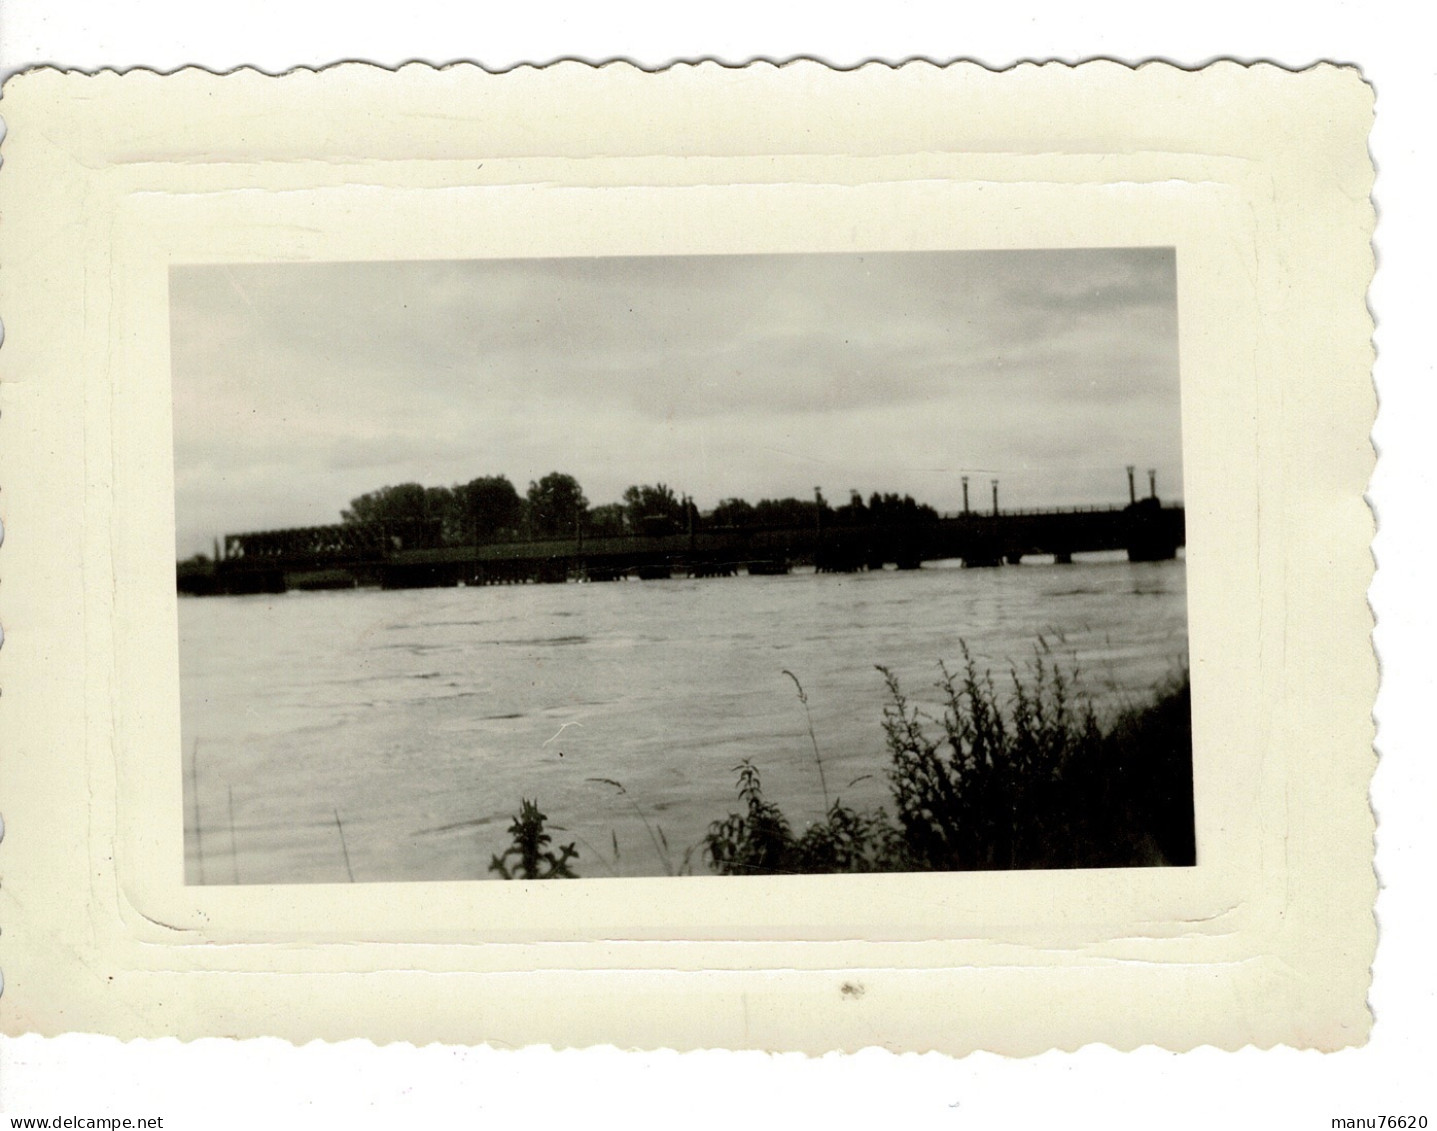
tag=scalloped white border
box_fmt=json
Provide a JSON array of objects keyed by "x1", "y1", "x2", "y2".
[{"x1": 0, "y1": 59, "x2": 1375, "y2": 1053}]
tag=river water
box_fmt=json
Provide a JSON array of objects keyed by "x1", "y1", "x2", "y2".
[{"x1": 179, "y1": 554, "x2": 1188, "y2": 884}]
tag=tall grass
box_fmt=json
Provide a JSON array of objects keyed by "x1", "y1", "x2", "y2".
[
  {"x1": 333, "y1": 807, "x2": 357, "y2": 882},
  {"x1": 782, "y1": 669, "x2": 831, "y2": 810},
  {"x1": 586, "y1": 777, "x2": 678, "y2": 875}
]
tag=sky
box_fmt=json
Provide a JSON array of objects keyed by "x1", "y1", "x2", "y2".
[{"x1": 169, "y1": 248, "x2": 1183, "y2": 557}]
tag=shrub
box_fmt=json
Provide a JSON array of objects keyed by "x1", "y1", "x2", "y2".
[
  {"x1": 1073, "y1": 671, "x2": 1195, "y2": 867},
  {"x1": 702, "y1": 648, "x2": 1193, "y2": 875},
  {"x1": 792, "y1": 799, "x2": 907, "y2": 874},
  {"x1": 702, "y1": 761, "x2": 906, "y2": 875},
  {"x1": 878, "y1": 647, "x2": 1105, "y2": 870}
]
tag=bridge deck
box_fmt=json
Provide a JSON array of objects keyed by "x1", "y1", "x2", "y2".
[{"x1": 185, "y1": 504, "x2": 1185, "y2": 595}]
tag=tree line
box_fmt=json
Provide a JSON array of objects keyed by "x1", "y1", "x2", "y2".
[{"x1": 339, "y1": 473, "x2": 939, "y2": 545}]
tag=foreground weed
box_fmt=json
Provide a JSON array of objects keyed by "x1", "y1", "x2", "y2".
[
  {"x1": 703, "y1": 760, "x2": 796, "y2": 875},
  {"x1": 488, "y1": 799, "x2": 578, "y2": 879}
]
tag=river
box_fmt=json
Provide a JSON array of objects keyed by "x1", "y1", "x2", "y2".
[{"x1": 179, "y1": 554, "x2": 1188, "y2": 884}]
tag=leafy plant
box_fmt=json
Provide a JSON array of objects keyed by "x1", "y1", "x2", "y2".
[
  {"x1": 793, "y1": 799, "x2": 906, "y2": 873},
  {"x1": 703, "y1": 760, "x2": 797, "y2": 875},
  {"x1": 703, "y1": 761, "x2": 907, "y2": 876},
  {"x1": 488, "y1": 799, "x2": 579, "y2": 879}
]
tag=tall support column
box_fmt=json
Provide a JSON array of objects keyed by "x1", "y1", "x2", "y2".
[
  {"x1": 1127, "y1": 464, "x2": 1137, "y2": 505},
  {"x1": 991, "y1": 479, "x2": 999, "y2": 516},
  {"x1": 1148, "y1": 469, "x2": 1157, "y2": 500},
  {"x1": 962, "y1": 475, "x2": 970, "y2": 514}
]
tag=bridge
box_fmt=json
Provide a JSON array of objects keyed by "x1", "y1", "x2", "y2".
[{"x1": 177, "y1": 498, "x2": 1185, "y2": 596}]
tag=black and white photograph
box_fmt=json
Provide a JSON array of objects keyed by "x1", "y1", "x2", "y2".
[
  {"x1": 173, "y1": 247, "x2": 1192, "y2": 884},
  {"x1": 0, "y1": 44, "x2": 1395, "y2": 1108}
]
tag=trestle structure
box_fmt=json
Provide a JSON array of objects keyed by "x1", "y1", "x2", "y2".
[{"x1": 181, "y1": 501, "x2": 1184, "y2": 596}]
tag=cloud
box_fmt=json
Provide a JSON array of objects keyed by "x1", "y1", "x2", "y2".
[{"x1": 170, "y1": 248, "x2": 1182, "y2": 554}]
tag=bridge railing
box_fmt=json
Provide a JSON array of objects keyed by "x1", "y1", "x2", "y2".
[
  {"x1": 222, "y1": 518, "x2": 444, "y2": 562},
  {"x1": 937, "y1": 504, "x2": 1181, "y2": 519}
]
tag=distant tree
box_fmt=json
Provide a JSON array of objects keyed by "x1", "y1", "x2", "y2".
[
  {"x1": 342, "y1": 482, "x2": 435, "y2": 525},
  {"x1": 834, "y1": 490, "x2": 869, "y2": 526},
  {"x1": 457, "y1": 475, "x2": 525, "y2": 543},
  {"x1": 622, "y1": 483, "x2": 686, "y2": 535},
  {"x1": 709, "y1": 498, "x2": 757, "y2": 528},
  {"x1": 425, "y1": 485, "x2": 461, "y2": 540},
  {"x1": 587, "y1": 503, "x2": 629, "y2": 537},
  {"x1": 753, "y1": 496, "x2": 829, "y2": 528},
  {"x1": 867, "y1": 492, "x2": 939, "y2": 526},
  {"x1": 527, "y1": 472, "x2": 589, "y2": 537}
]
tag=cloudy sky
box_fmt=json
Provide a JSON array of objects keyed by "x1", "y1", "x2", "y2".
[{"x1": 169, "y1": 249, "x2": 1182, "y2": 556}]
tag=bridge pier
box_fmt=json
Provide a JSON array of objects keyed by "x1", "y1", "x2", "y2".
[
  {"x1": 815, "y1": 543, "x2": 867, "y2": 572},
  {"x1": 380, "y1": 562, "x2": 460, "y2": 589},
  {"x1": 286, "y1": 569, "x2": 358, "y2": 591},
  {"x1": 1053, "y1": 549, "x2": 1074, "y2": 565},
  {"x1": 1123, "y1": 496, "x2": 1183, "y2": 562},
  {"x1": 960, "y1": 534, "x2": 1004, "y2": 568},
  {"x1": 1126, "y1": 541, "x2": 1179, "y2": 563},
  {"x1": 534, "y1": 560, "x2": 569, "y2": 584},
  {"x1": 690, "y1": 561, "x2": 737, "y2": 578}
]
